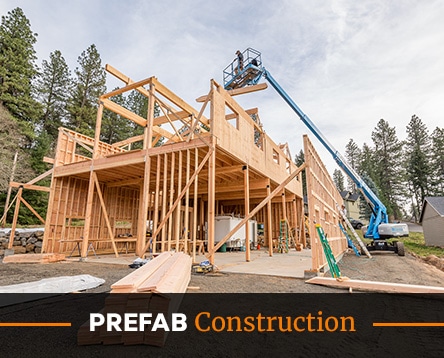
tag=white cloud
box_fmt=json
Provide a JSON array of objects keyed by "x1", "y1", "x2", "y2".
[{"x1": 1, "y1": 0, "x2": 443, "y2": 173}]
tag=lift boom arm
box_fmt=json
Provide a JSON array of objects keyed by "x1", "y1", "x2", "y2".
[
  {"x1": 261, "y1": 69, "x2": 388, "y2": 238},
  {"x1": 222, "y1": 48, "x2": 394, "y2": 239}
]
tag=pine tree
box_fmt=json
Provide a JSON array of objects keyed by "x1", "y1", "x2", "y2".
[
  {"x1": 101, "y1": 90, "x2": 134, "y2": 144},
  {"x1": 404, "y1": 115, "x2": 432, "y2": 217},
  {"x1": 67, "y1": 44, "x2": 106, "y2": 137},
  {"x1": 35, "y1": 50, "x2": 71, "y2": 142},
  {"x1": 358, "y1": 143, "x2": 376, "y2": 179},
  {"x1": 333, "y1": 169, "x2": 345, "y2": 192},
  {"x1": 371, "y1": 119, "x2": 405, "y2": 219},
  {"x1": 0, "y1": 7, "x2": 42, "y2": 141},
  {"x1": 344, "y1": 139, "x2": 361, "y2": 192},
  {"x1": 430, "y1": 127, "x2": 444, "y2": 196},
  {"x1": 0, "y1": 104, "x2": 34, "y2": 191}
]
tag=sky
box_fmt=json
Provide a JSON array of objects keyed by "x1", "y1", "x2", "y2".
[{"x1": 1, "y1": 0, "x2": 443, "y2": 174}]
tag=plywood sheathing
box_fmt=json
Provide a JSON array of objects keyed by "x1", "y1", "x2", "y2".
[{"x1": 41, "y1": 66, "x2": 306, "y2": 266}]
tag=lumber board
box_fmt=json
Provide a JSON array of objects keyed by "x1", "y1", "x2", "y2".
[
  {"x1": 136, "y1": 253, "x2": 182, "y2": 292},
  {"x1": 151, "y1": 254, "x2": 191, "y2": 293},
  {"x1": 305, "y1": 277, "x2": 444, "y2": 294},
  {"x1": 2, "y1": 253, "x2": 66, "y2": 264},
  {"x1": 111, "y1": 252, "x2": 172, "y2": 290},
  {"x1": 9, "y1": 182, "x2": 51, "y2": 192},
  {"x1": 195, "y1": 83, "x2": 268, "y2": 102}
]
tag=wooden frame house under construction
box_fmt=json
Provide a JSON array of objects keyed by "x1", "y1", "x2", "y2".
[{"x1": 7, "y1": 64, "x2": 347, "y2": 274}]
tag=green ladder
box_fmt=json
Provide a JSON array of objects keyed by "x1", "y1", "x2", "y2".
[
  {"x1": 315, "y1": 224, "x2": 341, "y2": 278},
  {"x1": 278, "y1": 220, "x2": 289, "y2": 253}
]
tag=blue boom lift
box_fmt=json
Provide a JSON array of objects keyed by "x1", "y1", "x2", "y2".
[{"x1": 223, "y1": 48, "x2": 408, "y2": 255}]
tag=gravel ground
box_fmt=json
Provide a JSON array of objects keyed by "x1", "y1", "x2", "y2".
[{"x1": 1, "y1": 250, "x2": 443, "y2": 293}]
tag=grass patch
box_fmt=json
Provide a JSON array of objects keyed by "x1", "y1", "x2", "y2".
[
  {"x1": 349, "y1": 230, "x2": 444, "y2": 258},
  {"x1": 398, "y1": 232, "x2": 444, "y2": 258}
]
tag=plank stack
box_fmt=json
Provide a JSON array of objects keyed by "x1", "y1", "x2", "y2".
[{"x1": 78, "y1": 252, "x2": 192, "y2": 347}]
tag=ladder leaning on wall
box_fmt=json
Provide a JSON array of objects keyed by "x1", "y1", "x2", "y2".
[{"x1": 315, "y1": 224, "x2": 341, "y2": 278}]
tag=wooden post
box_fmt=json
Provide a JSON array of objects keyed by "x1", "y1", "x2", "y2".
[
  {"x1": 8, "y1": 187, "x2": 22, "y2": 249},
  {"x1": 174, "y1": 150, "x2": 182, "y2": 250},
  {"x1": 192, "y1": 148, "x2": 199, "y2": 262},
  {"x1": 80, "y1": 101, "x2": 104, "y2": 259},
  {"x1": 243, "y1": 165, "x2": 250, "y2": 262},
  {"x1": 136, "y1": 83, "x2": 154, "y2": 256},
  {"x1": 81, "y1": 170, "x2": 96, "y2": 259},
  {"x1": 207, "y1": 143, "x2": 216, "y2": 265},
  {"x1": 167, "y1": 152, "x2": 175, "y2": 251},
  {"x1": 184, "y1": 149, "x2": 190, "y2": 253},
  {"x1": 267, "y1": 185, "x2": 273, "y2": 257},
  {"x1": 161, "y1": 153, "x2": 168, "y2": 251},
  {"x1": 152, "y1": 155, "x2": 161, "y2": 254},
  {"x1": 2, "y1": 151, "x2": 18, "y2": 227}
]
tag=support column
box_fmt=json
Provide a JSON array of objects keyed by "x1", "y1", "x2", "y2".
[
  {"x1": 243, "y1": 165, "x2": 250, "y2": 262},
  {"x1": 136, "y1": 83, "x2": 154, "y2": 256},
  {"x1": 266, "y1": 185, "x2": 273, "y2": 257},
  {"x1": 81, "y1": 102, "x2": 104, "y2": 259},
  {"x1": 207, "y1": 143, "x2": 216, "y2": 265}
]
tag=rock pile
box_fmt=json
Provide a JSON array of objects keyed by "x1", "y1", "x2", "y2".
[{"x1": 0, "y1": 229, "x2": 44, "y2": 256}]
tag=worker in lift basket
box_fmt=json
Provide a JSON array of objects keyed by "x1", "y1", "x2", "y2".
[{"x1": 235, "y1": 50, "x2": 244, "y2": 74}]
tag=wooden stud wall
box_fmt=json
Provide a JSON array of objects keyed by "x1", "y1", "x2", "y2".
[{"x1": 303, "y1": 135, "x2": 347, "y2": 272}]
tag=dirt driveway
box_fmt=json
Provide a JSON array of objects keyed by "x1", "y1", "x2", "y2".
[{"x1": 1, "y1": 250, "x2": 443, "y2": 293}]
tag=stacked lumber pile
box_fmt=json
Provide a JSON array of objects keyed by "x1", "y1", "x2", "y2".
[
  {"x1": 78, "y1": 252, "x2": 192, "y2": 347},
  {"x1": 2, "y1": 253, "x2": 65, "y2": 264}
]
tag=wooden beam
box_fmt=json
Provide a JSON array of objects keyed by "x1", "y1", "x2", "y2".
[
  {"x1": 112, "y1": 135, "x2": 144, "y2": 148},
  {"x1": 105, "y1": 64, "x2": 151, "y2": 98},
  {"x1": 101, "y1": 77, "x2": 153, "y2": 99},
  {"x1": 151, "y1": 77, "x2": 198, "y2": 118},
  {"x1": 207, "y1": 163, "x2": 306, "y2": 256},
  {"x1": 305, "y1": 277, "x2": 444, "y2": 294},
  {"x1": 106, "y1": 177, "x2": 142, "y2": 188},
  {"x1": 9, "y1": 182, "x2": 51, "y2": 192},
  {"x1": 101, "y1": 98, "x2": 147, "y2": 127},
  {"x1": 43, "y1": 156, "x2": 54, "y2": 164},
  {"x1": 196, "y1": 83, "x2": 268, "y2": 102},
  {"x1": 20, "y1": 197, "x2": 45, "y2": 224},
  {"x1": 153, "y1": 110, "x2": 189, "y2": 126},
  {"x1": 26, "y1": 168, "x2": 53, "y2": 185}
]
